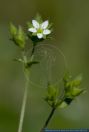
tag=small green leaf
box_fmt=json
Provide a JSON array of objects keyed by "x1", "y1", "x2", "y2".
[
  {"x1": 26, "y1": 61, "x2": 39, "y2": 68},
  {"x1": 13, "y1": 58, "x2": 24, "y2": 63}
]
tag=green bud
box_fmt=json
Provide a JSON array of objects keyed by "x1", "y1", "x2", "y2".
[
  {"x1": 63, "y1": 72, "x2": 72, "y2": 87},
  {"x1": 10, "y1": 23, "x2": 27, "y2": 49},
  {"x1": 44, "y1": 84, "x2": 59, "y2": 107},
  {"x1": 15, "y1": 26, "x2": 26, "y2": 49},
  {"x1": 47, "y1": 85, "x2": 58, "y2": 100},
  {"x1": 62, "y1": 73, "x2": 85, "y2": 107}
]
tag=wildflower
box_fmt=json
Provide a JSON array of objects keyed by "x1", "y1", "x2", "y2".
[{"x1": 28, "y1": 20, "x2": 51, "y2": 39}]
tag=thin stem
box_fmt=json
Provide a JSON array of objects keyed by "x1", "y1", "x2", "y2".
[
  {"x1": 31, "y1": 44, "x2": 36, "y2": 56},
  {"x1": 17, "y1": 50, "x2": 30, "y2": 132},
  {"x1": 17, "y1": 73, "x2": 29, "y2": 132},
  {"x1": 17, "y1": 44, "x2": 35, "y2": 132},
  {"x1": 40, "y1": 95, "x2": 66, "y2": 132},
  {"x1": 40, "y1": 108, "x2": 56, "y2": 132}
]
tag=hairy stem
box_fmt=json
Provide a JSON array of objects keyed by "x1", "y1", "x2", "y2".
[{"x1": 40, "y1": 108, "x2": 56, "y2": 132}]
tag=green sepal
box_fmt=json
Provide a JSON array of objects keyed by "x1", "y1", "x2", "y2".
[
  {"x1": 47, "y1": 84, "x2": 58, "y2": 100},
  {"x1": 66, "y1": 75, "x2": 82, "y2": 89},
  {"x1": 61, "y1": 73, "x2": 85, "y2": 108},
  {"x1": 59, "y1": 101, "x2": 68, "y2": 108},
  {"x1": 59, "y1": 97, "x2": 73, "y2": 109},
  {"x1": 35, "y1": 13, "x2": 43, "y2": 23},
  {"x1": 27, "y1": 32, "x2": 44, "y2": 45},
  {"x1": 63, "y1": 73, "x2": 83, "y2": 98},
  {"x1": 10, "y1": 23, "x2": 17, "y2": 37},
  {"x1": 71, "y1": 87, "x2": 84, "y2": 96},
  {"x1": 27, "y1": 22, "x2": 33, "y2": 29},
  {"x1": 63, "y1": 72, "x2": 72, "y2": 86}
]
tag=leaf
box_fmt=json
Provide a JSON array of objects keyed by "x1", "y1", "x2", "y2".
[
  {"x1": 13, "y1": 58, "x2": 24, "y2": 63},
  {"x1": 26, "y1": 61, "x2": 39, "y2": 68}
]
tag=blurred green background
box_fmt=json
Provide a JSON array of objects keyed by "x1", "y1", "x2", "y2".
[{"x1": 0, "y1": 0, "x2": 89, "y2": 132}]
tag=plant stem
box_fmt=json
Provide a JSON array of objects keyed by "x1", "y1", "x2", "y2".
[
  {"x1": 17, "y1": 45, "x2": 35, "y2": 132},
  {"x1": 40, "y1": 96, "x2": 65, "y2": 132},
  {"x1": 17, "y1": 49, "x2": 30, "y2": 132},
  {"x1": 17, "y1": 68, "x2": 29, "y2": 132},
  {"x1": 31, "y1": 44, "x2": 36, "y2": 56},
  {"x1": 40, "y1": 107, "x2": 56, "y2": 132}
]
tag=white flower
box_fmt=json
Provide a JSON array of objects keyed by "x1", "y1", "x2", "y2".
[{"x1": 28, "y1": 20, "x2": 51, "y2": 39}]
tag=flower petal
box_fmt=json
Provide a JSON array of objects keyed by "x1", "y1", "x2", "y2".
[
  {"x1": 41, "y1": 20, "x2": 49, "y2": 29},
  {"x1": 37, "y1": 33, "x2": 43, "y2": 39},
  {"x1": 32, "y1": 20, "x2": 39, "y2": 29},
  {"x1": 43, "y1": 29, "x2": 51, "y2": 35},
  {"x1": 28, "y1": 28, "x2": 37, "y2": 33}
]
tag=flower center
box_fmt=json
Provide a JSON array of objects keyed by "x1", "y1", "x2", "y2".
[{"x1": 37, "y1": 28, "x2": 43, "y2": 33}]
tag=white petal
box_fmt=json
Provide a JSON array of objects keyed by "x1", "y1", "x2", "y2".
[
  {"x1": 41, "y1": 20, "x2": 49, "y2": 29},
  {"x1": 28, "y1": 28, "x2": 37, "y2": 33},
  {"x1": 37, "y1": 33, "x2": 43, "y2": 39},
  {"x1": 43, "y1": 29, "x2": 51, "y2": 35},
  {"x1": 32, "y1": 20, "x2": 39, "y2": 29}
]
